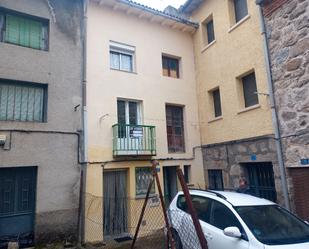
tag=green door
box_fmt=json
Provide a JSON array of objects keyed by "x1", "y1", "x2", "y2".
[{"x1": 0, "y1": 167, "x2": 37, "y2": 248}]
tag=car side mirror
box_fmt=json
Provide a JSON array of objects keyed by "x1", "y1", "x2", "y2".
[{"x1": 223, "y1": 227, "x2": 242, "y2": 239}]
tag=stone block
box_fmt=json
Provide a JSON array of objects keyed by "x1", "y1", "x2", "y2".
[
  {"x1": 290, "y1": 37, "x2": 309, "y2": 57},
  {"x1": 286, "y1": 58, "x2": 303, "y2": 71}
]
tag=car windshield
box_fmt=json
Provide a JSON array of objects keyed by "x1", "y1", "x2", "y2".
[{"x1": 235, "y1": 205, "x2": 309, "y2": 245}]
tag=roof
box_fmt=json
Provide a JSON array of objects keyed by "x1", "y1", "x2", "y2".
[
  {"x1": 179, "y1": 0, "x2": 203, "y2": 15},
  {"x1": 187, "y1": 190, "x2": 275, "y2": 206},
  {"x1": 118, "y1": 0, "x2": 199, "y2": 28}
]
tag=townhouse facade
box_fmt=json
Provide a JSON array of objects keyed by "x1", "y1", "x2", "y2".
[
  {"x1": 179, "y1": 0, "x2": 287, "y2": 206},
  {"x1": 262, "y1": 0, "x2": 309, "y2": 219},
  {"x1": 0, "y1": 0, "x2": 83, "y2": 245},
  {"x1": 84, "y1": 0, "x2": 204, "y2": 242}
]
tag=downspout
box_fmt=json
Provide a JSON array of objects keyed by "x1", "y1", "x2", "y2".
[
  {"x1": 256, "y1": 0, "x2": 290, "y2": 210},
  {"x1": 79, "y1": 0, "x2": 88, "y2": 244}
]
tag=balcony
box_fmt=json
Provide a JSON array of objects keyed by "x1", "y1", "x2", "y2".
[{"x1": 112, "y1": 124, "x2": 156, "y2": 157}]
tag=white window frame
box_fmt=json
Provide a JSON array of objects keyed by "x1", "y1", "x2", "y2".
[
  {"x1": 117, "y1": 99, "x2": 142, "y2": 125},
  {"x1": 110, "y1": 41, "x2": 136, "y2": 73}
]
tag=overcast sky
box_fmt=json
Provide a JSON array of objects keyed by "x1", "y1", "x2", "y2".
[{"x1": 134, "y1": 0, "x2": 187, "y2": 10}]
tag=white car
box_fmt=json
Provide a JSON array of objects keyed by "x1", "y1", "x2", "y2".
[{"x1": 168, "y1": 190, "x2": 309, "y2": 249}]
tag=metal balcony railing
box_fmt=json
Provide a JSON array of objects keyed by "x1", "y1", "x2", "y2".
[{"x1": 112, "y1": 124, "x2": 156, "y2": 156}]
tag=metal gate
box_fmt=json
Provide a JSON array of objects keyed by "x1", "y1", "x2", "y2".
[
  {"x1": 0, "y1": 167, "x2": 37, "y2": 248},
  {"x1": 246, "y1": 162, "x2": 277, "y2": 202}
]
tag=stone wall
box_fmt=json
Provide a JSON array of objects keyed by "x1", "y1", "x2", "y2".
[
  {"x1": 265, "y1": 0, "x2": 309, "y2": 167},
  {"x1": 264, "y1": 0, "x2": 309, "y2": 215},
  {"x1": 202, "y1": 136, "x2": 285, "y2": 205}
]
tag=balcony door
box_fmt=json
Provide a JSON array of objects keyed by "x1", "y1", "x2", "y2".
[{"x1": 117, "y1": 100, "x2": 143, "y2": 154}]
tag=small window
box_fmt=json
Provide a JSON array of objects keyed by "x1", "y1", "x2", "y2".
[
  {"x1": 242, "y1": 72, "x2": 258, "y2": 108},
  {"x1": 212, "y1": 88, "x2": 222, "y2": 118},
  {"x1": 208, "y1": 170, "x2": 224, "y2": 190},
  {"x1": 206, "y1": 19, "x2": 215, "y2": 44},
  {"x1": 184, "y1": 165, "x2": 191, "y2": 184},
  {"x1": 135, "y1": 167, "x2": 155, "y2": 197},
  {"x1": 162, "y1": 55, "x2": 180, "y2": 78},
  {"x1": 0, "y1": 10, "x2": 49, "y2": 50},
  {"x1": 234, "y1": 0, "x2": 248, "y2": 23},
  {"x1": 210, "y1": 200, "x2": 243, "y2": 231},
  {"x1": 0, "y1": 80, "x2": 47, "y2": 122},
  {"x1": 110, "y1": 41, "x2": 135, "y2": 72},
  {"x1": 166, "y1": 105, "x2": 185, "y2": 153}
]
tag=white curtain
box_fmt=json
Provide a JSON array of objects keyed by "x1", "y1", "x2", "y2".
[{"x1": 120, "y1": 54, "x2": 132, "y2": 72}]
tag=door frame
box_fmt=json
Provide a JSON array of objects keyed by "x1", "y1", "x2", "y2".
[
  {"x1": 102, "y1": 169, "x2": 129, "y2": 237},
  {"x1": 0, "y1": 166, "x2": 37, "y2": 246}
]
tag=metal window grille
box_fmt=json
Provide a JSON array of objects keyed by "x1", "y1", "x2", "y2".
[
  {"x1": 135, "y1": 167, "x2": 155, "y2": 197},
  {"x1": 242, "y1": 72, "x2": 259, "y2": 108},
  {"x1": 1, "y1": 11, "x2": 48, "y2": 50},
  {"x1": 208, "y1": 170, "x2": 224, "y2": 190},
  {"x1": 0, "y1": 81, "x2": 46, "y2": 122}
]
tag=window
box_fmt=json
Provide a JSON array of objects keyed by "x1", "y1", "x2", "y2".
[
  {"x1": 0, "y1": 80, "x2": 47, "y2": 122},
  {"x1": 210, "y1": 200, "x2": 243, "y2": 231},
  {"x1": 241, "y1": 72, "x2": 258, "y2": 108},
  {"x1": 110, "y1": 41, "x2": 135, "y2": 72},
  {"x1": 206, "y1": 19, "x2": 215, "y2": 44},
  {"x1": 117, "y1": 99, "x2": 141, "y2": 137},
  {"x1": 177, "y1": 195, "x2": 212, "y2": 223},
  {"x1": 162, "y1": 55, "x2": 180, "y2": 78},
  {"x1": 0, "y1": 9, "x2": 48, "y2": 50},
  {"x1": 166, "y1": 105, "x2": 185, "y2": 153},
  {"x1": 234, "y1": 0, "x2": 248, "y2": 23},
  {"x1": 184, "y1": 165, "x2": 191, "y2": 183},
  {"x1": 212, "y1": 88, "x2": 222, "y2": 118},
  {"x1": 208, "y1": 170, "x2": 224, "y2": 190},
  {"x1": 135, "y1": 167, "x2": 155, "y2": 197}
]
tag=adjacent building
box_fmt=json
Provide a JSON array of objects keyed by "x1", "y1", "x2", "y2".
[
  {"x1": 85, "y1": 0, "x2": 204, "y2": 242},
  {"x1": 262, "y1": 0, "x2": 309, "y2": 219},
  {"x1": 0, "y1": 0, "x2": 83, "y2": 245},
  {"x1": 179, "y1": 0, "x2": 286, "y2": 205}
]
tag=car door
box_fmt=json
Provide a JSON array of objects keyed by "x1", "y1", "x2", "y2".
[{"x1": 201, "y1": 199, "x2": 249, "y2": 249}]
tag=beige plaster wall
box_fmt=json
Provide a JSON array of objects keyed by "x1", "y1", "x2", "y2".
[{"x1": 191, "y1": 0, "x2": 274, "y2": 145}]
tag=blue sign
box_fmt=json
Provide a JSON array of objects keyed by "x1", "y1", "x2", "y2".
[
  {"x1": 251, "y1": 154, "x2": 257, "y2": 161},
  {"x1": 300, "y1": 159, "x2": 309, "y2": 165}
]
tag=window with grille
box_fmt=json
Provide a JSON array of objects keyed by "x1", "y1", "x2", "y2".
[
  {"x1": 110, "y1": 41, "x2": 135, "y2": 72},
  {"x1": 162, "y1": 55, "x2": 180, "y2": 78},
  {"x1": 234, "y1": 0, "x2": 248, "y2": 23},
  {"x1": 242, "y1": 72, "x2": 258, "y2": 108},
  {"x1": 166, "y1": 105, "x2": 185, "y2": 153},
  {"x1": 0, "y1": 80, "x2": 47, "y2": 122},
  {"x1": 0, "y1": 9, "x2": 49, "y2": 50},
  {"x1": 135, "y1": 167, "x2": 155, "y2": 197},
  {"x1": 208, "y1": 170, "x2": 224, "y2": 190}
]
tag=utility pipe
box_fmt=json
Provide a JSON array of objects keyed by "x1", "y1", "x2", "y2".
[{"x1": 256, "y1": 0, "x2": 290, "y2": 210}]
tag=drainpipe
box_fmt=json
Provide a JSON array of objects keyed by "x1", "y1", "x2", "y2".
[
  {"x1": 79, "y1": 0, "x2": 88, "y2": 244},
  {"x1": 256, "y1": 0, "x2": 290, "y2": 210}
]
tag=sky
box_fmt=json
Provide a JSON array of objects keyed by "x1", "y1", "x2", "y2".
[{"x1": 134, "y1": 0, "x2": 187, "y2": 10}]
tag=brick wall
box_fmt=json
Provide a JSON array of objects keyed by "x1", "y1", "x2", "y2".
[
  {"x1": 289, "y1": 168, "x2": 309, "y2": 220},
  {"x1": 263, "y1": 0, "x2": 291, "y2": 17}
]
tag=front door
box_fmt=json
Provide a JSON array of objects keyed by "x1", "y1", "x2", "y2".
[
  {"x1": 246, "y1": 162, "x2": 277, "y2": 202},
  {"x1": 0, "y1": 167, "x2": 37, "y2": 248},
  {"x1": 163, "y1": 166, "x2": 178, "y2": 205},
  {"x1": 103, "y1": 170, "x2": 128, "y2": 237}
]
